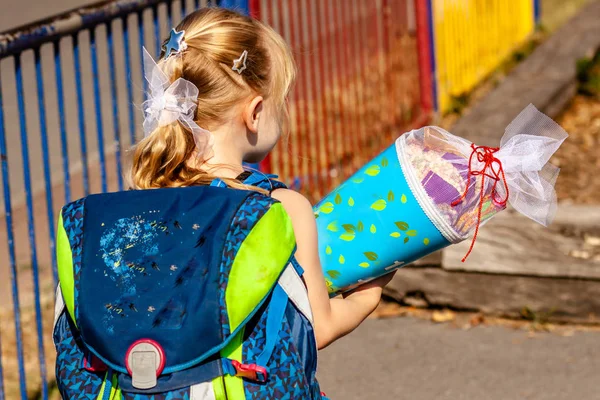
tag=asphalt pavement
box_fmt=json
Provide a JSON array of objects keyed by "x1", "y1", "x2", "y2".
[{"x1": 317, "y1": 317, "x2": 599, "y2": 400}]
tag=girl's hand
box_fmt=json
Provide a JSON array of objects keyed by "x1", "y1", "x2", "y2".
[{"x1": 342, "y1": 271, "x2": 397, "y2": 309}]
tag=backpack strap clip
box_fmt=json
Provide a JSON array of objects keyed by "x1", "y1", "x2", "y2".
[
  {"x1": 125, "y1": 339, "x2": 166, "y2": 390},
  {"x1": 231, "y1": 360, "x2": 268, "y2": 383}
]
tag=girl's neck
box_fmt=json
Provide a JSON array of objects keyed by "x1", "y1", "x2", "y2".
[{"x1": 201, "y1": 124, "x2": 246, "y2": 179}]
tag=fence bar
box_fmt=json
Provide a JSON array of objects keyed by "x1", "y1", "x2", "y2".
[
  {"x1": 167, "y1": 0, "x2": 173, "y2": 29},
  {"x1": 328, "y1": 0, "x2": 346, "y2": 179},
  {"x1": 53, "y1": 41, "x2": 72, "y2": 203},
  {"x1": 358, "y1": 0, "x2": 372, "y2": 152},
  {"x1": 139, "y1": 12, "x2": 149, "y2": 95},
  {"x1": 0, "y1": 0, "x2": 167, "y2": 59},
  {"x1": 122, "y1": 18, "x2": 137, "y2": 147},
  {"x1": 34, "y1": 48, "x2": 59, "y2": 285},
  {"x1": 335, "y1": 0, "x2": 356, "y2": 164},
  {"x1": 349, "y1": 0, "x2": 363, "y2": 157},
  {"x1": 316, "y1": 0, "x2": 333, "y2": 187},
  {"x1": 90, "y1": 29, "x2": 109, "y2": 194},
  {"x1": 0, "y1": 80, "x2": 27, "y2": 400},
  {"x1": 107, "y1": 24, "x2": 124, "y2": 191},
  {"x1": 425, "y1": 0, "x2": 438, "y2": 112},
  {"x1": 298, "y1": 0, "x2": 313, "y2": 190},
  {"x1": 153, "y1": 6, "x2": 162, "y2": 57},
  {"x1": 306, "y1": 0, "x2": 325, "y2": 196},
  {"x1": 73, "y1": 34, "x2": 91, "y2": 195},
  {"x1": 534, "y1": 0, "x2": 541, "y2": 23},
  {"x1": 275, "y1": 0, "x2": 289, "y2": 182},
  {"x1": 15, "y1": 55, "x2": 49, "y2": 400},
  {"x1": 323, "y1": 0, "x2": 339, "y2": 182},
  {"x1": 279, "y1": 0, "x2": 304, "y2": 190},
  {"x1": 217, "y1": 0, "x2": 250, "y2": 13},
  {"x1": 381, "y1": 0, "x2": 395, "y2": 139},
  {"x1": 346, "y1": 1, "x2": 362, "y2": 162},
  {"x1": 415, "y1": 0, "x2": 434, "y2": 114}
]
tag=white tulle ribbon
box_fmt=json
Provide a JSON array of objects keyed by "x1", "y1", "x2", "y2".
[
  {"x1": 399, "y1": 104, "x2": 568, "y2": 250},
  {"x1": 495, "y1": 104, "x2": 567, "y2": 226},
  {"x1": 141, "y1": 47, "x2": 213, "y2": 159}
]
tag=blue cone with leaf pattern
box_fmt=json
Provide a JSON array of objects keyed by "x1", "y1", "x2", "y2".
[{"x1": 314, "y1": 142, "x2": 450, "y2": 296}]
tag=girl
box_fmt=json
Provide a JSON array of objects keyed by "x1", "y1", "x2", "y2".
[
  {"x1": 131, "y1": 7, "x2": 394, "y2": 351},
  {"x1": 53, "y1": 6, "x2": 395, "y2": 400}
]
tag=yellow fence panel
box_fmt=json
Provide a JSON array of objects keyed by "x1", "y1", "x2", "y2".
[{"x1": 433, "y1": 0, "x2": 535, "y2": 113}]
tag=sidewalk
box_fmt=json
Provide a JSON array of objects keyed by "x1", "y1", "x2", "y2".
[{"x1": 317, "y1": 317, "x2": 599, "y2": 400}]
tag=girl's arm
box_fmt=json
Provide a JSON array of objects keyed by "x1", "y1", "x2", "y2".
[{"x1": 272, "y1": 189, "x2": 395, "y2": 349}]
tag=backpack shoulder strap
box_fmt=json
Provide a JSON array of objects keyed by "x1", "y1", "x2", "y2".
[{"x1": 238, "y1": 171, "x2": 287, "y2": 193}]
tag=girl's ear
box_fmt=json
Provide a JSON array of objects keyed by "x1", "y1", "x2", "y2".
[{"x1": 243, "y1": 95, "x2": 264, "y2": 134}]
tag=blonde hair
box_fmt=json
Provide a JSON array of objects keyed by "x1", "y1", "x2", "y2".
[{"x1": 128, "y1": 7, "x2": 296, "y2": 190}]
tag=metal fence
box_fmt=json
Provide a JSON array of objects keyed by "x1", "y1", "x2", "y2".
[
  {"x1": 0, "y1": 2, "x2": 215, "y2": 398},
  {"x1": 0, "y1": 0, "x2": 539, "y2": 398},
  {"x1": 256, "y1": 0, "x2": 432, "y2": 202}
]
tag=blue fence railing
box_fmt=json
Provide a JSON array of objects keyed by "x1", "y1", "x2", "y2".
[{"x1": 0, "y1": 1, "x2": 221, "y2": 398}]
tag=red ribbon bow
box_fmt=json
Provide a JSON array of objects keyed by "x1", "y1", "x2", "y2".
[{"x1": 451, "y1": 144, "x2": 510, "y2": 262}]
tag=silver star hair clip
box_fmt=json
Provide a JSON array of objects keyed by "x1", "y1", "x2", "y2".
[
  {"x1": 163, "y1": 28, "x2": 188, "y2": 59},
  {"x1": 232, "y1": 50, "x2": 248, "y2": 74}
]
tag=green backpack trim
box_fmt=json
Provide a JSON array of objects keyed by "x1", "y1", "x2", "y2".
[
  {"x1": 56, "y1": 212, "x2": 77, "y2": 327},
  {"x1": 225, "y1": 202, "x2": 296, "y2": 332}
]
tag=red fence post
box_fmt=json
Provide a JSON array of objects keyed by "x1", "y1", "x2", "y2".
[{"x1": 415, "y1": 0, "x2": 434, "y2": 115}]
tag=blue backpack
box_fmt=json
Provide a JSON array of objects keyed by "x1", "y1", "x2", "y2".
[{"x1": 53, "y1": 173, "x2": 326, "y2": 399}]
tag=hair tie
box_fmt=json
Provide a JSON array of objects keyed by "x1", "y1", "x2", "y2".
[{"x1": 141, "y1": 47, "x2": 214, "y2": 161}]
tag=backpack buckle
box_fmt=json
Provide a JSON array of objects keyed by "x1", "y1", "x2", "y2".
[
  {"x1": 125, "y1": 339, "x2": 166, "y2": 390},
  {"x1": 231, "y1": 360, "x2": 268, "y2": 383}
]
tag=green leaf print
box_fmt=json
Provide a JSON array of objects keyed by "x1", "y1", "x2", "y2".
[
  {"x1": 339, "y1": 255, "x2": 345, "y2": 264},
  {"x1": 335, "y1": 193, "x2": 342, "y2": 205},
  {"x1": 357, "y1": 221, "x2": 364, "y2": 232},
  {"x1": 406, "y1": 230, "x2": 417, "y2": 237},
  {"x1": 388, "y1": 190, "x2": 395, "y2": 202},
  {"x1": 352, "y1": 177, "x2": 364, "y2": 184},
  {"x1": 370, "y1": 199, "x2": 387, "y2": 211},
  {"x1": 390, "y1": 232, "x2": 401, "y2": 238},
  {"x1": 364, "y1": 252, "x2": 378, "y2": 261},
  {"x1": 395, "y1": 221, "x2": 409, "y2": 231},
  {"x1": 348, "y1": 197, "x2": 355, "y2": 206},
  {"x1": 342, "y1": 224, "x2": 356, "y2": 234},
  {"x1": 340, "y1": 233, "x2": 356, "y2": 242},
  {"x1": 370, "y1": 224, "x2": 377, "y2": 234},
  {"x1": 320, "y1": 202, "x2": 334, "y2": 214},
  {"x1": 325, "y1": 279, "x2": 334, "y2": 292},
  {"x1": 381, "y1": 157, "x2": 389, "y2": 167},
  {"x1": 401, "y1": 194, "x2": 408, "y2": 204},
  {"x1": 327, "y1": 221, "x2": 339, "y2": 232},
  {"x1": 404, "y1": 237, "x2": 410, "y2": 244},
  {"x1": 423, "y1": 238, "x2": 430, "y2": 245},
  {"x1": 327, "y1": 270, "x2": 341, "y2": 279},
  {"x1": 365, "y1": 165, "x2": 381, "y2": 177},
  {"x1": 359, "y1": 262, "x2": 370, "y2": 268},
  {"x1": 326, "y1": 245, "x2": 333, "y2": 255}
]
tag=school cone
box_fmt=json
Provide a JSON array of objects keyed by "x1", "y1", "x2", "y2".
[{"x1": 314, "y1": 104, "x2": 568, "y2": 296}]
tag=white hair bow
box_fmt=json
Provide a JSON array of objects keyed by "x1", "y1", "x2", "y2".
[{"x1": 141, "y1": 47, "x2": 213, "y2": 159}]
